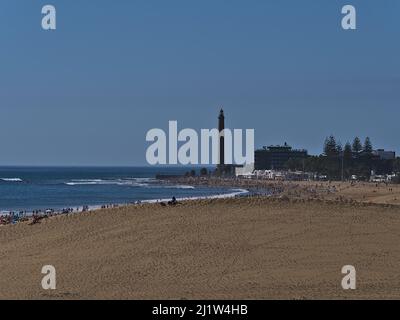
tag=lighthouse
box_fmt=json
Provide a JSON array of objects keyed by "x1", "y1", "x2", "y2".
[
  {"x1": 217, "y1": 108, "x2": 232, "y2": 175},
  {"x1": 218, "y1": 108, "x2": 225, "y2": 167}
]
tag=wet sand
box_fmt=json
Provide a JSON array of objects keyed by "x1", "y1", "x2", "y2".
[{"x1": 1, "y1": 182, "x2": 400, "y2": 299}]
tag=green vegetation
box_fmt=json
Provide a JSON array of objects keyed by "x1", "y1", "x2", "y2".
[{"x1": 285, "y1": 136, "x2": 398, "y2": 181}]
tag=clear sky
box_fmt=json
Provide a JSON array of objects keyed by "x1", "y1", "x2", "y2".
[{"x1": 0, "y1": 0, "x2": 399, "y2": 166}]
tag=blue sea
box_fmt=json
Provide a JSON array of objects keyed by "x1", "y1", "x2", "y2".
[{"x1": 0, "y1": 167, "x2": 237, "y2": 213}]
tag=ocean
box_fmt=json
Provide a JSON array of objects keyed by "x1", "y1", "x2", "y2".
[{"x1": 0, "y1": 167, "x2": 242, "y2": 213}]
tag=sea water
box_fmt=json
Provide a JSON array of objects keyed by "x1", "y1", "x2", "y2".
[{"x1": 0, "y1": 167, "x2": 242, "y2": 212}]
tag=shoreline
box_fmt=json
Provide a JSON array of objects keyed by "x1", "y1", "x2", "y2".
[
  {"x1": 0, "y1": 187, "x2": 250, "y2": 226},
  {"x1": 4, "y1": 175, "x2": 400, "y2": 226},
  {"x1": 164, "y1": 176, "x2": 400, "y2": 204}
]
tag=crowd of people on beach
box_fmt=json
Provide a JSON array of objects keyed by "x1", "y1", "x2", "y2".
[
  {"x1": 100, "y1": 204, "x2": 120, "y2": 209},
  {"x1": 0, "y1": 197, "x2": 178, "y2": 227},
  {"x1": 0, "y1": 206, "x2": 89, "y2": 226},
  {"x1": 0, "y1": 211, "x2": 29, "y2": 225}
]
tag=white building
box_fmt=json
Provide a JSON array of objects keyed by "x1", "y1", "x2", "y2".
[{"x1": 235, "y1": 163, "x2": 255, "y2": 177}]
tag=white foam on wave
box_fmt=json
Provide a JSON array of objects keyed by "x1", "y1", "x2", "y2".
[
  {"x1": 126, "y1": 177, "x2": 156, "y2": 183},
  {"x1": 72, "y1": 179, "x2": 103, "y2": 182},
  {"x1": 66, "y1": 182, "x2": 99, "y2": 186},
  {"x1": 142, "y1": 188, "x2": 249, "y2": 204},
  {"x1": 1, "y1": 178, "x2": 23, "y2": 182},
  {"x1": 168, "y1": 185, "x2": 195, "y2": 189},
  {"x1": 145, "y1": 184, "x2": 195, "y2": 190},
  {"x1": 65, "y1": 178, "x2": 150, "y2": 187}
]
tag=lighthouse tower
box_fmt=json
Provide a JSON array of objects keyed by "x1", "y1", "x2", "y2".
[
  {"x1": 218, "y1": 108, "x2": 225, "y2": 168},
  {"x1": 217, "y1": 108, "x2": 232, "y2": 175}
]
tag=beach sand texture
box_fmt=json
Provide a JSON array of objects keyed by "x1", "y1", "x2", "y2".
[{"x1": 1, "y1": 182, "x2": 400, "y2": 299}]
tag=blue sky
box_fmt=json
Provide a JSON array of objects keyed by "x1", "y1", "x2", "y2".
[{"x1": 0, "y1": 0, "x2": 399, "y2": 165}]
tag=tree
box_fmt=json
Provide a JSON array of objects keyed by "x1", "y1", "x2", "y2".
[
  {"x1": 190, "y1": 169, "x2": 196, "y2": 177},
  {"x1": 341, "y1": 141, "x2": 354, "y2": 179},
  {"x1": 394, "y1": 158, "x2": 400, "y2": 173},
  {"x1": 324, "y1": 135, "x2": 338, "y2": 157},
  {"x1": 336, "y1": 141, "x2": 343, "y2": 154},
  {"x1": 285, "y1": 158, "x2": 303, "y2": 171},
  {"x1": 393, "y1": 158, "x2": 400, "y2": 184},
  {"x1": 352, "y1": 137, "x2": 362, "y2": 155},
  {"x1": 363, "y1": 137, "x2": 373, "y2": 154},
  {"x1": 200, "y1": 168, "x2": 208, "y2": 176},
  {"x1": 344, "y1": 142, "x2": 352, "y2": 160}
]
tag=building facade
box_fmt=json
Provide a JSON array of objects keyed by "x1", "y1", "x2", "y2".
[
  {"x1": 372, "y1": 149, "x2": 396, "y2": 160},
  {"x1": 255, "y1": 143, "x2": 308, "y2": 170}
]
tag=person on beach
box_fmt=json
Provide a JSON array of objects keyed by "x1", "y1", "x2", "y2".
[{"x1": 168, "y1": 196, "x2": 178, "y2": 206}]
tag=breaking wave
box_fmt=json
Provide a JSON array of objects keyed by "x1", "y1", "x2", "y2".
[
  {"x1": 1, "y1": 178, "x2": 23, "y2": 182},
  {"x1": 64, "y1": 178, "x2": 194, "y2": 190},
  {"x1": 65, "y1": 178, "x2": 150, "y2": 187},
  {"x1": 163, "y1": 185, "x2": 195, "y2": 189}
]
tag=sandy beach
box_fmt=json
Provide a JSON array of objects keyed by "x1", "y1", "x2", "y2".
[{"x1": 1, "y1": 181, "x2": 400, "y2": 300}]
